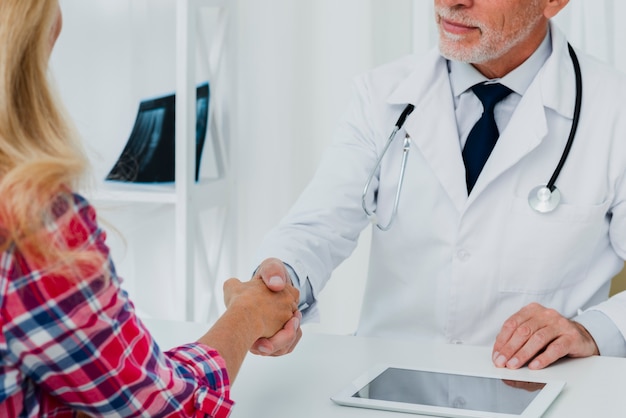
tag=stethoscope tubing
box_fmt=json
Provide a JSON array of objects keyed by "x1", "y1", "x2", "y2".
[
  {"x1": 361, "y1": 105, "x2": 414, "y2": 231},
  {"x1": 546, "y1": 43, "x2": 581, "y2": 192}
]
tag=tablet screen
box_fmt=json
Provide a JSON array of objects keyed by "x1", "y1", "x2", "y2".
[{"x1": 352, "y1": 367, "x2": 545, "y2": 415}]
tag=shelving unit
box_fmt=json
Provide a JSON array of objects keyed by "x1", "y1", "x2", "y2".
[{"x1": 92, "y1": 0, "x2": 233, "y2": 322}]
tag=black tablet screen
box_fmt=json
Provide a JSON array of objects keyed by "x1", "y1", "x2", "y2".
[{"x1": 353, "y1": 367, "x2": 545, "y2": 415}]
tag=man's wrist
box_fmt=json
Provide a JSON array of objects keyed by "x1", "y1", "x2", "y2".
[
  {"x1": 571, "y1": 320, "x2": 600, "y2": 356},
  {"x1": 574, "y1": 309, "x2": 626, "y2": 357}
]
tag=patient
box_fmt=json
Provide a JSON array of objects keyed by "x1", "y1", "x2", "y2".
[{"x1": 0, "y1": 1, "x2": 298, "y2": 417}]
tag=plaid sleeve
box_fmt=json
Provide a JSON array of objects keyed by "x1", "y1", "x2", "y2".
[{"x1": 0, "y1": 193, "x2": 234, "y2": 417}]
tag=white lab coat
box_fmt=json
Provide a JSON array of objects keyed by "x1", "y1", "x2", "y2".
[{"x1": 256, "y1": 25, "x2": 626, "y2": 347}]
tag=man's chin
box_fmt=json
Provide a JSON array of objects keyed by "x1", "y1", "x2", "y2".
[{"x1": 438, "y1": 42, "x2": 491, "y2": 65}]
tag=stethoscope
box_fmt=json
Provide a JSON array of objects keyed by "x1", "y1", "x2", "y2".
[{"x1": 362, "y1": 44, "x2": 582, "y2": 231}]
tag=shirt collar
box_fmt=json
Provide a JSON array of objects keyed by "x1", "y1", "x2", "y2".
[{"x1": 449, "y1": 30, "x2": 553, "y2": 97}]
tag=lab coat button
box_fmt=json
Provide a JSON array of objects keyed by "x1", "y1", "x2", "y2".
[
  {"x1": 452, "y1": 397, "x2": 466, "y2": 408},
  {"x1": 456, "y1": 250, "x2": 470, "y2": 261}
]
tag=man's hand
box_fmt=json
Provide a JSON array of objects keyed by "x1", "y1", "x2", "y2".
[
  {"x1": 492, "y1": 303, "x2": 599, "y2": 370},
  {"x1": 250, "y1": 258, "x2": 303, "y2": 356},
  {"x1": 223, "y1": 277, "x2": 298, "y2": 339}
]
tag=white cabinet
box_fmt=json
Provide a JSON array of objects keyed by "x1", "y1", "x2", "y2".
[{"x1": 66, "y1": 0, "x2": 234, "y2": 322}]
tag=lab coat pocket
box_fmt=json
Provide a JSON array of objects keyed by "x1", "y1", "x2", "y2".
[{"x1": 498, "y1": 197, "x2": 611, "y2": 295}]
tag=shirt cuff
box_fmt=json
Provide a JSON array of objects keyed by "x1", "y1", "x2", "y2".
[
  {"x1": 574, "y1": 310, "x2": 626, "y2": 357},
  {"x1": 283, "y1": 262, "x2": 315, "y2": 315}
]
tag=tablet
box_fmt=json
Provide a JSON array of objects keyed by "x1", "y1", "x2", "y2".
[{"x1": 331, "y1": 364, "x2": 565, "y2": 418}]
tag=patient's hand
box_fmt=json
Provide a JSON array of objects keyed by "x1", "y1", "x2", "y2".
[
  {"x1": 224, "y1": 275, "x2": 299, "y2": 339},
  {"x1": 249, "y1": 258, "x2": 303, "y2": 356}
]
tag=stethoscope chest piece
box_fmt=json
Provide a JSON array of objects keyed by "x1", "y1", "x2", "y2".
[{"x1": 528, "y1": 185, "x2": 560, "y2": 213}]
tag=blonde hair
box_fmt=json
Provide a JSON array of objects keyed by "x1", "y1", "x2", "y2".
[{"x1": 0, "y1": 0, "x2": 102, "y2": 276}]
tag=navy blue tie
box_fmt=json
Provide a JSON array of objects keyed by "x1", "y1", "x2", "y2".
[{"x1": 462, "y1": 83, "x2": 513, "y2": 193}]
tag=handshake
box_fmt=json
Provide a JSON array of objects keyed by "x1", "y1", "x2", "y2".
[{"x1": 223, "y1": 257, "x2": 303, "y2": 357}]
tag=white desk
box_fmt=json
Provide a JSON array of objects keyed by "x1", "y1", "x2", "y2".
[{"x1": 142, "y1": 319, "x2": 626, "y2": 418}]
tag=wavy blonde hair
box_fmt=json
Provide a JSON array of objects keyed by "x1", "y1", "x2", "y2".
[{"x1": 0, "y1": 0, "x2": 102, "y2": 276}]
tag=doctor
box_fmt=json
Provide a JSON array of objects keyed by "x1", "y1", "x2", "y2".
[{"x1": 252, "y1": 0, "x2": 626, "y2": 370}]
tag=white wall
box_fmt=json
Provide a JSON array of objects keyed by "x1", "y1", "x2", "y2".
[
  {"x1": 234, "y1": 0, "x2": 414, "y2": 334},
  {"x1": 234, "y1": 0, "x2": 413, "y2": 267}
]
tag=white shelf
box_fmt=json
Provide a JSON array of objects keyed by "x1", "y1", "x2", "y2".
[
  {"x1": 175, "y1": 0, "x2": 231, "y2": 321},
  {"x1": 92, "y1": 182, "x2": 178, "y2": 204},
  {"x1": 91, "y1": 178, "x2": 229, "y2": 207}
]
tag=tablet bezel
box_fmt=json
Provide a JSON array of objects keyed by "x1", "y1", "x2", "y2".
[{"x1": 330, "y1": 364, "x2": 565, "y2": 418}]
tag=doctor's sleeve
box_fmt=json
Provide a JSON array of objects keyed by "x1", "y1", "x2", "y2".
[
  {"x1": 574, "y1": 310, "x2": 626, "y2": 357},
  {"x1": 578, "y1": 154, "x2": 626, "y2": 357},
  {"x1": 253, "y1": 74, "x2": 379, "y2": 319}
]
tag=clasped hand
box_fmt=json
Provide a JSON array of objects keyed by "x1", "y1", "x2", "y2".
[
  {"x1": 248, "y1": 258, "x2": 303, "y2": 356},
  {"x1": 224, "y1": 269, "x2": 300, "y2": 341}
]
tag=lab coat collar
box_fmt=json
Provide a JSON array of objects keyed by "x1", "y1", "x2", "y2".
[
  {"x1": 387, "y1": 50, "x2": 469, "y2": 210},
  {"x1": 386, "y1": 22, "x2": 575, "y2": 116},
  {"x1": 449, "y1": 30, "x2": 552, "y2": 98},
  {"x1": 384, "y1": 22, "x2": 577, "y2": 209},
  {"x1": 540, "y1": 22, "x2": 578, "y2": 120},
  {"x1": 386, "y1": 48, "x2": 445, "y2": 108}
]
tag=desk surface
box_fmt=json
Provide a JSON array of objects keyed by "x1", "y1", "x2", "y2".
[{"x1": 142, "y1": 319, "x2": 625, "y2": 418}]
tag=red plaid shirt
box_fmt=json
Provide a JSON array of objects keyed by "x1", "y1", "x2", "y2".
[{"x1": 0, "y1": 193, "x2": 234, "y2": 417}]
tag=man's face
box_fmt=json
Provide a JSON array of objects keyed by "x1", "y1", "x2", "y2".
[{"x1": 435, "y1": 0, "x2": 547, "y2": 65}]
